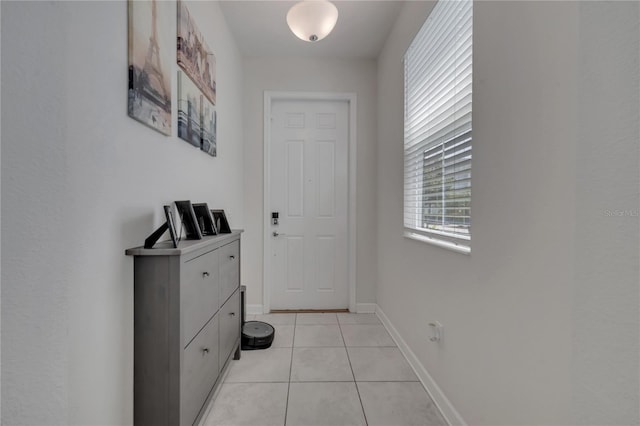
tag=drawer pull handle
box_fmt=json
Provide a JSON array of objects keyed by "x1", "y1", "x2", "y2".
[
  {"x1": 229, "y1": 312, "x2": 236, "y2": 317},
  {"x1": 229, "y1": 255, "x2": 236, "y2": 260},
  {"x1": 203, "y1": 348, "x2": 210, "y2": 354},
  {"x1": 202, "y1": 272, "x2": 210, "y2": 278}
]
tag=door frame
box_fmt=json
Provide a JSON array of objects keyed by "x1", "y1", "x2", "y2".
[{"x1": 263, "y1": 91, "x2": 357, "y2": 313}]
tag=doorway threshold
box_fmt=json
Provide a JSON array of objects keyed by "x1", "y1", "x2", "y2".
[{"x1": 269, "y1": 309, "x2": 350, "y2": 314}]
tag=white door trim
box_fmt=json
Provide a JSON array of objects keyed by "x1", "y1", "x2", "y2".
[{"x1": 263, "y1": 91, "x2": 357, "y2": 313}]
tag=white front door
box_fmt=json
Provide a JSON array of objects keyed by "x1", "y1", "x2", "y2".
[{"x1": 268, "y1": 99, "x2": 350, "y2": 310}]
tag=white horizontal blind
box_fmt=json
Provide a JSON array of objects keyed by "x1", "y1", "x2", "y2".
[{"x1": 404, "y1": 0, "x2": 473, "y2": 244}]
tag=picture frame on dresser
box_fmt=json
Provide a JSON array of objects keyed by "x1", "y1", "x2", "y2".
[
  {"x1": 211, "y1": 209, "x2": 231, "y2": 233},
  {"x1": 143, "y1": 205, "x2": 180, "y2": 249},
  {"x1": 192, "y1": 203, "x2": 218, "y2": 236},
  {"x1": 163, "y1": 205, "x2": 179, "y2": 247},
  {"x1": 175, "y1": 200, "x2": 203, "y2": 240}
]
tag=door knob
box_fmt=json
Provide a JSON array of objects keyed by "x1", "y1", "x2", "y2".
[{"x1": 273, "y1": 231, "x2": 286, "y2": 237}]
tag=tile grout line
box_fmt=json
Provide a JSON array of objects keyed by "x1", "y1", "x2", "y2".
[
  {"x1": 283, "y1": 313, "x2": 297, "y2": 426},
  {"x1": 337, "y1": 317, "x2": 369, "y2": 426}
]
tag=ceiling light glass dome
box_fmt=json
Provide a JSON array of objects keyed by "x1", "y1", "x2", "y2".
[{"x1": 286, "y1": 0, "x2": 339, "y2": 43}]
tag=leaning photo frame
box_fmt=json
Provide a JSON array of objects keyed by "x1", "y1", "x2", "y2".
[
  {"x1": 175, "y1": 200, "x2": 203, "y2": 240},
  {"x1": 164, "y1": 205, "x2": 179, "y2": 248},
  {"x1": 211, "y1": 209, "x2": 231, "y2": 233},
  {"x1": 144, "y1": 205, "x2": 180, "y2": 249},
  {"x1": 193, "y1": 203, "x2": 218, "y2": 236}
]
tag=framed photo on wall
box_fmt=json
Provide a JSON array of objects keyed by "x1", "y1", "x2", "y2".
[
  {"x1": 177, "y1": 71, "x2": 202, "y2": 148},
  {"x1": 201, "y1": 97, "x2": 217, "y2": 157},
  {"x1": 127, "y1": 0, "x2": 172, "y2": 135},
  {"x1": 177, "y1": 0, "x2": 216, "y2": 105}
]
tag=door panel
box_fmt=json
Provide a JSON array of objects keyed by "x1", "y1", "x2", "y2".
[
  {"x1": 270, "y1": 99, "x2": 349, "y2": 310},
  {"x1": 287, "y1": 141, "x2": 305, "y2": 217},
  {"x1": 286, "y1": 236, "x2": 304, "y2": 292},
  {"x1": 316, "y1": 236, "x2": 336, "y2": 292},
  {"x1": 317, "y1": 141, "x2": 336, "y2": 218}
]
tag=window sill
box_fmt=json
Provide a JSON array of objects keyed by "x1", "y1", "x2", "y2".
[{"x1": 404, "y1": 231, "x2": 471, "y2": 255}]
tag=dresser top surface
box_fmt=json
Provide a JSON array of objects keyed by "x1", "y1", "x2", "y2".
[{"x1": 125, "y1": 230, "x2": 243, "y2": 257}]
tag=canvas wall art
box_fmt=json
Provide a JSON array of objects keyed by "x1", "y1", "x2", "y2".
[
  {"x1": 201, "y1": 97, "x2": 217, "y2": 157},
  {"x1": 177, "y1": 0, "x2": 217, "y2": 105},
  {"x1": 177, "y1": 71, "x2": 202, "y2": 148},
  {"x1": 128, "y1": 0, "x2": 172, "y2": 135}
]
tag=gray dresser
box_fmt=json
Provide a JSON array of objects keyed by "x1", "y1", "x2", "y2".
[{"x1": 126, "y1": 230, "x2": 243, "y2": 426}]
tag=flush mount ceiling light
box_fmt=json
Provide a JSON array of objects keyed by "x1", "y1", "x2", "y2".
[{"x1": 286, "y1": 0, "x2": 339, "y2": 43}]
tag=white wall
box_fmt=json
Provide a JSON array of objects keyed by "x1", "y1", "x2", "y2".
[
  {"x1": 1, "y1": 1, "x2": 244, "y2": 424},
  {"x1": 242, "y1": 56, "x2": 378, "y2": 310},
  {"x1": 377, "y1": 1, "x2": 639, "y2": 425},
  {"x1": 573, "y1": 2, "x2": 640, "y2": 423}
]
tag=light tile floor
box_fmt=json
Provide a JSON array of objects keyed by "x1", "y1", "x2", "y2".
[{"x1": 202, "y1": 313, "x2": 447, "y2": 426}]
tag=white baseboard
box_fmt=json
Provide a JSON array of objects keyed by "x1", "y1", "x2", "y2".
[
  {"x1": 375, "y1": 306, "x2": 466, "y2": 426},
  {"x1": 355, "y1": 303, "x2": 377, "y2": 313},
  {"x1": 246, "y1": 304, "x2": 264, "y2": 315},
  {"x1": 251, "y1": 303, "x2": 373, "y2": 314}
]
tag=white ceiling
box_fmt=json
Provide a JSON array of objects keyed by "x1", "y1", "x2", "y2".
[{"x1": 219, "y1": 1, "x2": 405, "y2": 58}]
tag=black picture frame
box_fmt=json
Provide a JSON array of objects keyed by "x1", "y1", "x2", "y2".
[
  {"x1": 193, "y1": 203, "x2": 218, "y2": 236},
  {"x1": 143, "y1": 205, "x2": 180, "y2": 249},
  {"x1": 175, "y1": 200, "x2": 203, "y2": 240},
  {"x1": 211, "y1": 209, "x2": 231, "y2": 233},
  {"x1": 164, "y1": 205, "x2": 179, "y2": 248}
]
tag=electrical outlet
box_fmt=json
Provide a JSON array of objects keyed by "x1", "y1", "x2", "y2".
[{"x1": 428, "y1": 321, "x2": 443, "y2": 342}]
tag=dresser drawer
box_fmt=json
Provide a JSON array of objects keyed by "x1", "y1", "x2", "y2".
[
  {"x1": 182, "y1": 250, "x2": 220, "y2": 348},
  {"x1": 181, "y1": 315, "x2": 219, "y2": 426},
  {"x1": 219, "y1": 288, "x2": 241, "y2": 366},
  {"x1": 219, "y1": 240, "x2": 240, "y2": 304}
]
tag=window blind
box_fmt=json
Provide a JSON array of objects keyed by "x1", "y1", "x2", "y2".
[{"x1": 404, "y1": 0, "x2": 473, "y2": 244}]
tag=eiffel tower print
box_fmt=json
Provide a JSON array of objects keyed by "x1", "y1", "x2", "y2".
[
  {"x1": 128, "y1": 0, "x2": 172, "y2": 135},
  {"x1": 140, "y1": 0, "x2": 169, "y2": 110}
]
